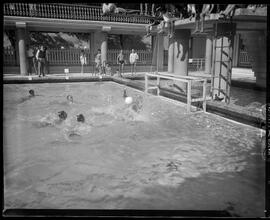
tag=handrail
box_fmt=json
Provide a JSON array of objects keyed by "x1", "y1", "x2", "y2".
[
  {"x1": 145, "y1": 72, "x2": 207, "y2": 113},
  {"x1": 3, "y1": 3, "x2": 157, "y2": 24}
]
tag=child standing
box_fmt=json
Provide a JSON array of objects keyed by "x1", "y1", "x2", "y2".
[{"x1": 95, "y1": 49, "x2": 102, "y2": 75}]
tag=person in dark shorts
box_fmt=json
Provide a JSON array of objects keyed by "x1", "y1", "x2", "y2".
[
  {"x1": 36, "y1": 45, "x2": 46, "y2": 77},
  {"x1": 26, "y1": 45, "x2": 36, "y2": 75},
  {"x1": 117, "y1": 49, "x2": 125, "y2": 77}
]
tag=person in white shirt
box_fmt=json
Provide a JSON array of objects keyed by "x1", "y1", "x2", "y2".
[
  {"x1": 80, "y1": 49, "x2": 87, "y2": 74},
  {"x1": 129, "y1": 49, "x2": 139, "y2": 75}
]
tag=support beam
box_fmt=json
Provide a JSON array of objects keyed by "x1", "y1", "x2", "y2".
[
  {"x1": 92, "y1": 31, "x2": 108, "y2": 64},
  {"x1": 232, "y1": 33, "x2": 240, "y2": 67},
  {"x1": 212, "y1": 23, "x2": 235, "y2": 103},
  {"x1": 172, "y1": 29, "x2": 190, "y2": 92},
  {"x1": 16, "y1": 22, "x2": 27, "y2": 75},
  {"x1": 101, "y1": 32, "x2": 108, "y2": 65},
  {"x1": 152, "y1": 35, "x2": 164, "y2": 72},
  {"x1": 239, "y1": 31, "x2": 266, "y2": 89},
  {"x1": 205, "y1": 35, "x2": 213, "y2": 75},
  {"x1": 167, "y1": 36, "x2": 174, "y2": 73}
]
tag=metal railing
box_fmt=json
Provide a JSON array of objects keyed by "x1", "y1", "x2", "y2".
[
  {"x1": 3, "y1": 47, "x2": 17, "y2": 66},
  {"x1": 107, "y1": 49, "x2": 152, "y2": 65},
  {"x1": 238, "y1": 49, "x2": 252, "y2": 68},
  {"x1": 163, "y1": 50, "x2": 205, "y2": 72},
  {"x1": 3, "y1": 47, "x2": 154, "y2": 66},
  {"x1": 3, "y1": 3, "x2": 155, "y2": 24}
]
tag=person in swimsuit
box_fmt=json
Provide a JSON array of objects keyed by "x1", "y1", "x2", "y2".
[{"x1": 117, "y1": 50, "x2": 125, "y2": 77}]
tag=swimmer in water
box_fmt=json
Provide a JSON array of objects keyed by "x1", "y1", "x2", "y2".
[
  {"x1": 123, "y1": 88, "x2": 133, "y2": 105},
  {"x1": 77, "y1": 114, "x2": 85, "y2": 123},
  {"x1": 18, "y1": 89, "x2": 35, "y2": 103},
  {"x1": 58, "y1": 110, "x2": 68, "y2": 121},
  {"x1": 29, "y1": 89, "x2": 35, "y2": 97},
  {"x1": 34, "y1": 110, "x2": 67, "y2": 128},
  {"x1": 65, "y1": 113, "x2": 92, "y2": 140},
  {"x1": 67, "y1": 95, "x2": 73, "y2": 103}
]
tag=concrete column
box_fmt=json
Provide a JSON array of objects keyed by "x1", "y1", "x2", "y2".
[
  {"x1": 212, "y1": 23, "x2": 236, "y2": 102},
  {"x1": 167, "y1": 35, "x2": 174, "y2": 73},
  {"x1": 151, "y1": 35, "x2": 157, "y2": 71},
  {"x1": 157, "y1": 35, "x2": 164, "y2": 72},
  {"x1": 205, "y1": 35, "x2": 213, "y2": 74},
  {"x1": 92, "y1": 28, "x2": 109, "y2": 64},
  {"x1": 152, "y1": 35, "x2": 164, "y2": 72},
  {"x1": 173, "y1": 29, "x2": 190, "y2": 92},
  {"x1": 240, "y1": 31, "x2": 266, "y2": 89},
  {"x1": 212, "y1": 36, "x2": 233, "y2": 101},
  {"x1": 100, "y1": 32, "x2": 108, "y2": 65},
  {"x1": 232, "y1": 33, "x2": 240, "y2": 67},
  {"x1": 16, "y1": 22, "x2": 27, "y2": 75}
]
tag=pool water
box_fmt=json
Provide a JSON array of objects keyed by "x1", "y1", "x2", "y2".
[{"x1": 3, "y1": 82, "x2": 265, "y2": 216}]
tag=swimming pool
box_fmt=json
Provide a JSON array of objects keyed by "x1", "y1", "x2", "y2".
[{"x1": 3, "y1": 82, "x2": 265, "y2": 216}]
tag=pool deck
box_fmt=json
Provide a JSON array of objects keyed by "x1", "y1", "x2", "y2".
[{"x1": 3, "y1": 71, "x2": 265, "y2": 129}]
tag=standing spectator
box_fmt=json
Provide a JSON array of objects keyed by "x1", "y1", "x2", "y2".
[
  {"x1": 117, "y1": 49, "x2": 125, "y2": 77},
  {"x1": 36, "y1": 45, "x2": 46, "y2": 77},
  {"x1": 95, "y1": 49, "x2": 102, "y2": 75},
  {"x1": 80, "y1": 49, "x2": 87, "y2": 74},
  {"x1": 129, "y1": 49, "x2": 139, "y2": 75},
  {"x1": 26, "y1": 45, "x2": 36, "y2": 75},
  {"x1": 44, "y1": 46, "x2": 50, "y2": 75}
]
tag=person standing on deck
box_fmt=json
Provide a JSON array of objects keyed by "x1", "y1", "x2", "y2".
[
  {"x1": 95, "y1": 49, "x2": 102, "y2": 75},
  {"x1": 117, "y1": 49, "x2": 125, "y2": 77},
  {"x1": 26, "y1": 45, "x2": 37, "y2": 75},
  {"x1": 36, "y1": 45, "x2": 46, "y2": 77},
  {"x1": 80, "y1": 49, "x2": 87, "y2": 74},
  {"x1": 44, "y1": 46, "x2": 50, "y2": 75},
  {"x1": 129, "y1": 49, "x2": 139, "y2": 75}
]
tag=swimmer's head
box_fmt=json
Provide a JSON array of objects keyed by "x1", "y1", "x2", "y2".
[
  {"x1": 58, "y1": 111, "x2": 67, "y2": 120},
  {"x1": 123, "y1": 89, "x2": 127, "y2": 98},
  {"x1": 77, "y1": 114, "x2": 85, "y2": 123},
  {"x1": 29, "y1": 89, "x2": 35, "y2": 96},
  {"x1": 67, "y1": 95, "x2": 73, "y2": 103}
]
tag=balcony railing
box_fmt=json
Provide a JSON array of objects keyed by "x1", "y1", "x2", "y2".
[
  {"x1": 3, "y1": 3, "x2": 155, "y2": 24},
  {"x1": 238, "y1": 49, "x2": 252, "y2": 68}
]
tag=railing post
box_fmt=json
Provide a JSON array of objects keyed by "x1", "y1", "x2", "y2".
[
  {"x1": 145, "y1": 73, "x2": 148, "y2": 93},
  {"x1": 157, "y1": 76, "x2": 160, "y2": 96},
  {"x1": 202, "y1": 79, "x2": 207, "y2": 112},
  {"x1": 187, "y1": 80, "x2": 191, "y2": 113}
]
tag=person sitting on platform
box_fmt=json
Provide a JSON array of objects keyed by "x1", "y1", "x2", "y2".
[
  {"x1": 102, "y1": 3, "x2": 140, "y2": 15},
  {"x1": 156, "y1": 6, "x2": 179, "y2": 38},
  {"x1": 219, "y1": 4, "x2": 247, "y2": 18}
]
